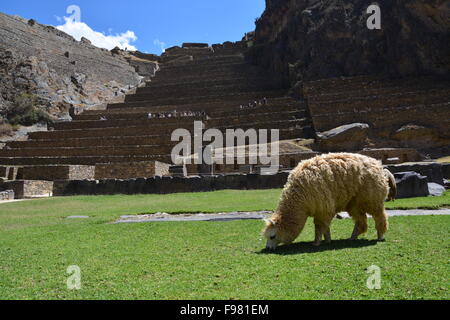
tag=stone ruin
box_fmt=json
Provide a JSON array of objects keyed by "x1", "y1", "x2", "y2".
[{"x1": 0, "y1": 38, "x2": 449, "y2": 198}]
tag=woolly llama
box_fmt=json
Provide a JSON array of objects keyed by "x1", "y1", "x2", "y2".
[{"x1": 263, "y1": 153, "x2": 390, "y2": 250}]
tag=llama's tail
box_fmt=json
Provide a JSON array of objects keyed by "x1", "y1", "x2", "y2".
[{"x1": 384, "y1": 169, "x2": 397, "y2": 201}]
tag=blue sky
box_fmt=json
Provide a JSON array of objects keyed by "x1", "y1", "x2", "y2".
[{"x1": 0, "y1": 0, "x2": 265, "y2": 54}]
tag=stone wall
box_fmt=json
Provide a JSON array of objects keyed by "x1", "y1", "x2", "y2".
[
  {"x1": 48, "y1": 161, "x2": 446, "y2": 198},
  {"x1": 53, "y1": 172, "x2": 291, "y2": 196},
  {"x1": 304, "y1": 76, "x2": 450, "y2": 139},
  {"x1": 21, "y1": 165, "x2": 95, "y2": 181},
  {"x1": 359, "y1": 148, "x2": 422, "y2": 164},
  {"x1": 1, "y1": 180, "x2": 53, "y2": 199},
  {"x1": 94, "y1": 161, "x2": 170, "y2": 179},
  {"x1": 185, "y1": 152, "x2": 320, "y2": 176}
]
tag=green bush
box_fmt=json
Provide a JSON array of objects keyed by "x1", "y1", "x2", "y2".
[{"x1": 7, "y1": 93, "x2": 53, "y2": 126}]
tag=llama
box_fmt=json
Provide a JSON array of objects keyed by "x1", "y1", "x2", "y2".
[{"x1": 263, "y1": 153, "x2": 390, "y2": 250}]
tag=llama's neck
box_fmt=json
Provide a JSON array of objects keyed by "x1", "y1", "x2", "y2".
[
  {"x1": 273, "y1": 184, "x2": 308, "y2": 240},
  {"x1": 277, "y1": 183, "x2": 306, "y2": 217}
]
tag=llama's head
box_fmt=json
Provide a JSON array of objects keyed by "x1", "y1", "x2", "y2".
[
  {"x1": 263, "y1": 217, "x2": 295, "y2": 250},
  {"x1": 263, "y1": 218, "x2": 280, "y2": 250},
  {"x1": 263, "y1": 213, "x2": 300, "y2": 250}
]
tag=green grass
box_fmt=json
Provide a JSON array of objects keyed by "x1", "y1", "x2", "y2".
[
  {"x1": 385, "y1": 191, "x2": 450, "y2": 210},
  {"x1": 1, "y1": 190, "x2": 449, "y2": 232},
  {"x1": 436, "y1": 156, "x2": 450, "y2": 163},
  {"x1": 0, "y1": 190, "x2": 449, "y2": 300}
]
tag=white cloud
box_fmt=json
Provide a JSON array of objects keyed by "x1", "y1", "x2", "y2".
[
  {"x1": 56, "y1": 17, "x2": 138, "y2": 51},
  {"x1": 153, "y1": 39, "x2": 166, "y2": 53}
]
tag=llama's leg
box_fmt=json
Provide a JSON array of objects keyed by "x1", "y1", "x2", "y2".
[
  {"x1": 313, "y1": 222, "x2": 323, "y2": 246},
  {"x1": 350, "y1": 223, "x2": 359, "y2": 240},
  {"x1": 371, "y1": 208, "x2": 389, "y2": 241},
  {"x1": 350, "y1": 213, "x2": 368, "y2": 240},
  {"x1": 314, "y1": 219, "x2": 331, "y2": 246},
  {"x1": 324, "y1": 226, "x2": 331, "y2": 244}
]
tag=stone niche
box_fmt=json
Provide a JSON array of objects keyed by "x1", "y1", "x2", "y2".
[
  {"x1": 0, "y1": 166, "x2": 7, "y2": 177},
  {"x1": 95, "y1": 161, "x2": 170, "y2": 180}
]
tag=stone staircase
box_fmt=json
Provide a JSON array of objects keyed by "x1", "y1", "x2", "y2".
[{"x1": 0, "y1": 43, "x2": 314, "y2": 176}]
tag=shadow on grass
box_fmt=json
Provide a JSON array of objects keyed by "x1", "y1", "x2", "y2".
[{"x1": 258, "y1": 239, "x2": 380, "y2": 255}]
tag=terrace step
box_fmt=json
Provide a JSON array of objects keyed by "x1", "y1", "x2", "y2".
[
  {"x1": 304, "y1": 75, "x2": 448, "y2": 93},
  {"x1": 0, "y1": 155, "x2": 173, "y2": 166},
  {"x1": 141, "y1": 76, "x2": 273, "y2": 93},
  {"x1": 127, "y1": 83, "x2": 280, "y2": 102},
  {"x1": 147, "y1": 71, "x2": 268, "y2": 86},
  {"x1": 53, "y1": 116, "x2": 205, "y2": 131},
  {"x1": 28, "y1": 123, "x2": 307, "y2": 141},
  {"x1": 153, "y1": 66, "x2": 265, "y2": 82},
  {"x1": 104, "y1": 96, "x2": 300, "y2": 113},
  {"x1": 6, "y1": 135, "x2": 179, "y2": 149},
  {"x1": 114, "y1": 90, "x2": 288, "y2": 108},
  {"x1": 156, "y1": 61, "x2": 254, "y2": 75},
  {"x1": 56, "y1": 110, "x2": 304, "y2": 131},
  {"x1": 44, "y1": 118, "x2": 307, "y2": 138},
  {"x1": 158, "y1": 54, "x2": 244, "y2": 69},
  {"x1": 0, "y1": 145, "x2": 176, "y2": 158},
  {"x1": 73, "y1": 104, "x2": 308, "y2": 121},
  {"x1": 309, "y1": 88, "x2": 450, "y2": 112},
  {"x1": 307, "y1": 81, "x2": 450, "y2": 103}
]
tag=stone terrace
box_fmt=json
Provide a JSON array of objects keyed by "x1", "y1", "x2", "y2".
[
  {"x1": 0, "y1": 42, "x2": 314, "y2": 179},
  {"x1": 2, "y1": 42, "x2": 448, "y2": 194},
  {"x1": 304, "y1": 75, "x2": 450, "y2": 139}
]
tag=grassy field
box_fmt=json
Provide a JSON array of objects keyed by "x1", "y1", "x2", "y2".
[{"x1": 0, "y1": 190, "x2": 449, "y2": 300}]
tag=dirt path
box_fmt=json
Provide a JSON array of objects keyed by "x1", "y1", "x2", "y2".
[{"x1": 116, "y1": 209, "x2": 450, "y2": 224}]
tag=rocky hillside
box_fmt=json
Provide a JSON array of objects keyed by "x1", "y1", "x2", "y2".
[
  {"x1": 248, "y1": 0, "x2": 450, "y2": 87},
  {"x1": 0, "y1": 12, "x2": 151, "y2": 130}
]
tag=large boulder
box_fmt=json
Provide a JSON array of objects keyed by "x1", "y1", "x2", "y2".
[
  {"x1": 392, "y1": 125, "x2": 450, "y2": 149},
  {"x1": 316, "y1": 123, "x2": 370, "y2": 152},
  {"x1": 427, "y1": 183, "x2": 445, "y2": 197},
  {"x1": 394, "y1": 172, "x2": 429, "y2": 198}
]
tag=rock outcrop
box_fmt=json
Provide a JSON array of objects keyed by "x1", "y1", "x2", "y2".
[
  {"x1": 0, "y1": 12, "x2": 143, "y2": 125},
  {"x1": 315, "y1": 123, "x2": 370, "y2": 152},
  {"x1": 394, "y1": 171, "x2": 430, "y2": 198},
  {"x1": 248, "y1": 0, "x2": 450, "y2": 86},
  {"x1": 392, "y1": 124, "x2": 450, "y2": 150}
]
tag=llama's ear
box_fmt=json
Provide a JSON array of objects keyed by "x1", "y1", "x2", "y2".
[{"x1": 264, "y1": 218, "x2": 275, "y2": 226}]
